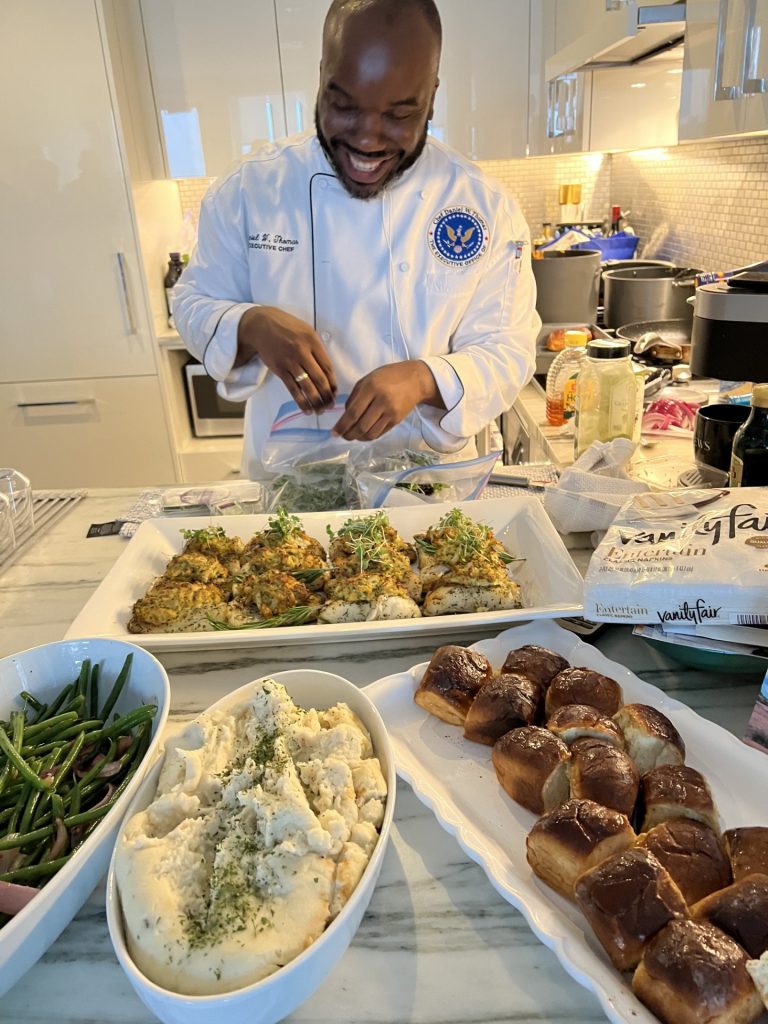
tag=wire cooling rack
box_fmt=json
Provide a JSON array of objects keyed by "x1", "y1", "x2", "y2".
[{"x1": 0, "y1": 490, "x2": 85, "y2": 574}]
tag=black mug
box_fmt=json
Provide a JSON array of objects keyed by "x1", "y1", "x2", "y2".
[{"x1": 693, "y1": 403, "x2": 750, "y2": 476}]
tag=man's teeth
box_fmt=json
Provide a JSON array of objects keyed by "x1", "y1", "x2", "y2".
[{"x1": 348, "y1": 152, "x2": 386, "y2": 173}]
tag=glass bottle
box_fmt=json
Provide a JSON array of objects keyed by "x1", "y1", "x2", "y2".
[
  {"x1": 574, "y1": 339, "x2": 639, "y2": 457},
  {"x1": 546, "y1": 329, "x2": 589, "y2": 426},
  {"x1": 164, "y1": 252, "x2": 184, "y2": 329},
  {"x1": 729, "y1": 383, "x2": 768, "y2": 486}
]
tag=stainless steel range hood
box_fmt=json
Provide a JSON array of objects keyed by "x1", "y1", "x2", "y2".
[{"x1": 546, "y1": 2, "x2": 686, "y2": 80}]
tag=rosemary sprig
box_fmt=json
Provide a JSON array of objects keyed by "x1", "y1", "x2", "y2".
[
  {"x1": 208, "y1": 605, "x2": 318, "y2": 630},
  {"x1": 290, "y1": 568, "x2": 327, "y2": 584}
]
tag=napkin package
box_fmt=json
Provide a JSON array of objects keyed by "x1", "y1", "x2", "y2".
[{"x1": 584, "y1": 487, "x2": 768, "y2": 625}]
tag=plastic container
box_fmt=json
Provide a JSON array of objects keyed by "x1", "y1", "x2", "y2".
[
  {"x1": 574, "y1": 340, "x2": 640, "y2": 457},
  {"x1": 545, "y1": 329, "x2": 589, "y2": 426}
]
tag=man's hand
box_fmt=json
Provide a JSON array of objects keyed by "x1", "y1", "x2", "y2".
[
  {"x1": 333, "y1": 361, "x2": 445, "y2": 441},
  {"x1": 236, "y1": 306, "x2": 337, "y2": 413}
]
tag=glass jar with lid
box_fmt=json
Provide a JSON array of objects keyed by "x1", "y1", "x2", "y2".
[{"x1": 574, "y1": 339, "x2": 640, "y2": 457}]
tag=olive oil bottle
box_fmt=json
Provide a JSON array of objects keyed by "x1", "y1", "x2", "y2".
[{"x1": 729, "y1": 383, "x2": 768, "y2": 486}]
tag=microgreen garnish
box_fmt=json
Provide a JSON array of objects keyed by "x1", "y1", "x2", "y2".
[
  {"x1": 330, "y1": 512, "x2": 395, "y2": 573},
  {"x1": 266, "y1": 506, "x2": 302, "y2": 540},
  {"x1": 181, "y1": 526, "x2": 227, "y2": 543}
]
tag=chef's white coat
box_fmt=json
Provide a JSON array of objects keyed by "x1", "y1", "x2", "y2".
[{"x1": 173, "y1": 132, "x2": 540, "y2": 480}]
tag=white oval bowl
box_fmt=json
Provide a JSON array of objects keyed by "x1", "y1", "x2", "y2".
[
  {"x1": 0, "y1": 638, "x2": 170, "y2": 996},
  {"x1": 106, "y1": 668, "x2": 396, "y2": 1024}
]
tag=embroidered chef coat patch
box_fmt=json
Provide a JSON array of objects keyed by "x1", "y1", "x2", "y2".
[{"x1": 428, "y1": 207, "x2": 488, "y2": 267}]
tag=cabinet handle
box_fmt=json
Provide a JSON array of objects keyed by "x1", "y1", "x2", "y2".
[
  {"x1": 17, "y1": 400, "x2": 96, "y2": 408},
  {"x1": 743, "y1": 0, "x2": 767, "y2": 95},
  {"x1": 563, "y1": 76, "x2": 577, "y2": 136},
  {"x1": 546, "y1": 79, "x2": 564, "y2": 138},
  {"x1": 115, "y1": 252, "x2": 138, "y2": 335},
  {"x1": 714, "y1": 0, "x2": 743, "y2": 101}
]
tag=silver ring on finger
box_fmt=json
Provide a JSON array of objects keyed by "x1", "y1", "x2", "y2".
[{"x1": 294, "y1": 371, "x2": 309, "y2": 384}]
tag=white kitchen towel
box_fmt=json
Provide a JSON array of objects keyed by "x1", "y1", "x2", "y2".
[{"x1": 543, "y1": 437, "x2": 650, "y2": 535}]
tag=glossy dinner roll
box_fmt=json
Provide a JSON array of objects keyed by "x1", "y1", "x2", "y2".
[
  {"x1": 632, "y1": 919, "x2": 764, "y2": 1024},
  {"x1": 637, "y1": 818, "x2": 732, "y2": 906},
  {"x1": 640, "y1": 764, "x2": 720, "y2": 834},
  {"x1": 567, "y1": 737, "x2": 640, "y2": 819},
  {"x1": 413, "y1": 645, "x2": 493, "y2": 725},
  {"x1": 492, "y1": 726, "x2": 571, "y2": 815},
  {"x1": 525, "y1": 798, "x2": 635, "y2": 901},
  {"x1": 692, "y1": 874, "x2": 768, "y2": 959},
  {"x1": 724, "y1": 827, "x2": 768, "y2": 882},
  {"x1": 500, "y1": 644, "x2": 570, "y2": 692},
  {"x1": 613, "y1": 703, "x2": 685, "y2": 776},
  {"x1": 574, "y1": 847, "x2": 688, "y2": 971},
  {"x1": 547, "y1": 704, "x2": 624, "y2": 748},
  {"x1": 544, "y1": 667, "x2": 623, "y2": 719},
  {"x1": 463, "y1": 672, "x2": 541, "y2": 745}
]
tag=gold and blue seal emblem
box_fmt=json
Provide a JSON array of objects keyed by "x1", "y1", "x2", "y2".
[{"x1": 428, "y1": 206, "x2": 489, "y2": 267}]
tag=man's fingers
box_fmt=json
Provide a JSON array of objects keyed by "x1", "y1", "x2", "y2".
[
  {"x1": 313, "y1": 346, "x2": 338, "y2": 395},
  {"x1": 333, "y1": 389, "x2": 374, "y2": 438},
  {"x1": 303, "y1": 355, "x2": 337, "y2": 409},
  {"x1": 285, "y1": 374, "x2": 315, "y2": 414}
]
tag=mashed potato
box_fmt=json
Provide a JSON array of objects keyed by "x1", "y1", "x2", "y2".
[{"x1": 115, "y1": 680, "x2": 386, "y2": 995}]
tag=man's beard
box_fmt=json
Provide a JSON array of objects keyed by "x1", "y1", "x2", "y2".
[{"x1": 315, "y1": 103, "x2": 428, "y2": 199}]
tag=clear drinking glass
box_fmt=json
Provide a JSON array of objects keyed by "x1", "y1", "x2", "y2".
[
  {"x1": 0, "y1": 468, "x2": 34, "y2": 537},
  {"x1": 0, "y1": 493, "x2": 15, "y2": 564}
]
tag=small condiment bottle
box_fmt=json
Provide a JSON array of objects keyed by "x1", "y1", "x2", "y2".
[
  {"x1": 574, "y1": 339, "x2": 639, "y2": 457},
  {"x1": 729, "y1": 383, "x2": 768, "y2": 486},
  {"x1": 546, "y1": 329, "x2": 589, "y2": 426}
]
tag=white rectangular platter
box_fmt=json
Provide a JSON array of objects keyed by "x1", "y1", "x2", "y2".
[
  {"x1": 65, "y1": 498, "x2": 584, "y2": 652},
  {"x1": 363, "y1": 618, "x2": 768, "y2": 1024}
]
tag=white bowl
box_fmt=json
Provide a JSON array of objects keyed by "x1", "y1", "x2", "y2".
[
  {"x1": 106, "y1": 669, "x2": 396, "y2": 1024},
  {"x1": 0, "y1": 638, "x2": 170, "y2": 996}
]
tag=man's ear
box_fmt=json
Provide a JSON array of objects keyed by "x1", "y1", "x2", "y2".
[{"x1": 427, "y1": 78, "x2": 439, "y2": 121}]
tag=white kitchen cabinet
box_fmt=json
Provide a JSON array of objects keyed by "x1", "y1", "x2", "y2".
[
  {"x1": 529, "y1": 0, "x2": 593, "y2": 155},
  {"x1": 0, "y1": 376, "x2": 175, "y2": 489},
  {"x1": 140, "y1": 0, "x2": 287, "y2": 178},
  {"x1": 589, "y1": 56, "x2": 682, "y2": 150},
  {"x1": 274, "y1": 1, "x2": 326, "y2": 138},
  {"x1": 0, "y1": 0, "x2": 177, "y2": 487},
  {"x1": 0, "y1": 0, "x2": 159, "y2": 384},
  {"x1": 680, "y1": 0, "x2": 768, "y2": 141},
  {"x1": 430, "y1": 0, "x2": 530, "y2": 159}
]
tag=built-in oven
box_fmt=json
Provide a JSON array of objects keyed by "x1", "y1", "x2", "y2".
[{"x1": 184, "y1": 360, "x2": 246, "y2": 437}]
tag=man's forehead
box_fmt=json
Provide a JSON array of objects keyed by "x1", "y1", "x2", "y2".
[{"x1": 322, "y1": 5, "x2": 439, "y2": 72}]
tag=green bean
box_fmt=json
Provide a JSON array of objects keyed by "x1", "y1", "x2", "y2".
[
  {"x1": 35, "y1": 682, "x2": 73, "y2": 723},
  {"x1": 0, "y1": 658, "x2": 154, "y2": 921},
  {"x1": 101, "y1": 704, "x2": 156, "y2": 740},
  {"x1": 0, "y1": 856, "x2": 69, "y2": 883},
  {"x1": 0, "y1": 726, "x2": 52, "y2": 794},
  {"x1": 20, "y1": 692, "x2": 44, "y2": 715},
  {"x1": 88, "y1": 663, "x2": 100, "y2": 721},
  {"x1": 50, "y1": 732, "x2": 85, "y2": 794},
  {"x1": 23, "y1": 712, "x2": 79, "y2": 741},
  {"x1": 99, "y1": 653, "x2": 133, "y2": 723},
  {"x1": 76, "y1": 659, "x2": 90, "y2": 699}
]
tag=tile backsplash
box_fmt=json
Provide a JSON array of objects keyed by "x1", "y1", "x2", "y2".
[
  {"x1": 176, "y1": 136, "x2": 768, "y2": 274},
  {"x1": 609, "y1": 137, "x2": 768, "y2": 271}
]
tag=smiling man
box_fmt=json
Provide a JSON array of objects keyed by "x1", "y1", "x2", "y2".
[{"x1": 173, "y1": 0, "x2": 539, "y2": 480}]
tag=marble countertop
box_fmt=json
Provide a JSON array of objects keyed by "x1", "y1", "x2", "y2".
[{"x1": 0, "y1": 490, "x2": 764, "y2": 1024}]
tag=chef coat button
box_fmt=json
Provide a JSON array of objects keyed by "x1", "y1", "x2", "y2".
[
  {"x1": 399, "y1": 261, "x2": 410, "y2": 272},
  {"x1": 319, "y1": 179, "x2": 328, "y2": 190},
  {"x1": 419, "y1": 190, "x2": 427, "y2": 200},
  {"x1": 320, "y1": 330, "x2": 331, "y2": 342}
]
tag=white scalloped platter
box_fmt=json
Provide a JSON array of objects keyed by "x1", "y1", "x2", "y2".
[
  {"x1": 363, "y1": 618, "x2": 768, "y2": 1024},
  {"x1": 64, "y1": 498, "x2": 584, "y2": 652}
]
